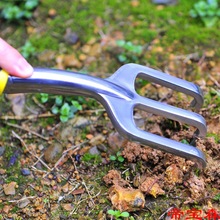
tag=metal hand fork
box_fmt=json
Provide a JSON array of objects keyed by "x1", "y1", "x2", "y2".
[{"x1": 0, "y1": 63, "x2": 207, "y2": 168}]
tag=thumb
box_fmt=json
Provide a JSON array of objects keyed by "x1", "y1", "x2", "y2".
[{"x1": 0, "y1": 38, "x2": 33, "y2": 78}]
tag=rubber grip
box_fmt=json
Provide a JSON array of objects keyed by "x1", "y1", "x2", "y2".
[{"x1": 0, "y1": 70, "x2": 8, "y2": 94}]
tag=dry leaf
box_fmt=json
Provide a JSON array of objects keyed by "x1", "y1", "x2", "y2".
[
  {"x1": 139, "y1": 177, "x2": 165, "y2": 198},
  {"x1": 109, "y1": 185, "x2": 145, "y2": 211},
  {"x1": 3, "y1": 181, "x2": 17, "y2": 195},
  {"x1": 62, "y1": 203, "x2": 74, "y2": 211},
  {"x1": 7, "y1": 94, "x2": 25, "y2": 116},
  {"x1": 165, "y1": 164, "x2": 183, "y2": 185}
]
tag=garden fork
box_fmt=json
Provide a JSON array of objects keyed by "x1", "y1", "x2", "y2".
[{"x1": 0, "y1": 63, "x2": 207, "y2": 168}]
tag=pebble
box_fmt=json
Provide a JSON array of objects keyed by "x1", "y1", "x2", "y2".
[
  {"x1": 21, "y1": 168, "x2": 31, "y2": 176},
  {"x1": 44, "y1": 143, "x2": 63, "y2": 164},
  {"x1": 89, "y1": 146, "x2": 100, "y2": 155},
  {"x1": 0, "y1": 146, "x2": 5, "y2": 156}
]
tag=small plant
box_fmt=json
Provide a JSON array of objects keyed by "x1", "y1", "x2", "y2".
[
  {"x1": 110, "y1": 151, "x2": 125, "y2": 163},
  {"x1": 0, "y1": 0, "x2": 39, "y2": 21},
  {"x1": 213, "y1": 193, "x2": 220, "y2": 202},
  {"x1": 20, "y1": 41, "x2": 36, "y2": 59},
  {"x1": 189, "y1": 0, "x2": 220, "y2": 27},
  {"x1": 107, "y1": 209, "x2": 130, "y2": 220},
  {"x1": 81, "y1": 152, "x2": 102, "y2": 164},
  {"x1": 181, "y1": 139, "x2": 190, "y2": 145},
  {"x1": 39, "y1": 94, "x2": 83, "y2": 123},
  {"x1": 116, "y1": 40, "x2": 143, "y2": 63}
]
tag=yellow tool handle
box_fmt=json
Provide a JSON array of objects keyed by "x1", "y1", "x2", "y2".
[{"x1": 0, "y1": 69, "x2": 9, "y2": 95}]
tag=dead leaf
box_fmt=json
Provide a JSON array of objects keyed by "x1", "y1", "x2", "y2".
[
  {"x1": 3, "y1": 181, "x2": 17, "y2": 195},
  {"x1": 139, "y1": 177, "x2": 165, "y2": 198},
  {"x1": 72, "y1": 188, "x2": 85, "y2": 195},
  {"x1": 109, "y1": 185, "x2": 145, "y2": 212},
  {"x1": 62, "y1": 203, "x2": 74, "y2": 211},
  {"x1": 7, "y1": 94, "x2": 25, "y2": 116},
  {"x1": 17, "y1": 196, "x2": 31, "y2": 208},
  {"x1": 165, "y1": 164, "x2": 183, "y2": 185},
  {"x1": 3, "y1": 205, "x2": 11, "y2": 214}
]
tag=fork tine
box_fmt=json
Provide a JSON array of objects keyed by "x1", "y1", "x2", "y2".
[
  {"x1": 105, "y1": 97, "x2": 206, "y2": 168},
  {"x1": 109, "y1": 63, "x2": 203, "y2": 110},
  {"x1": 135, "y1": 95, "x2": 207, "y2": 137}
]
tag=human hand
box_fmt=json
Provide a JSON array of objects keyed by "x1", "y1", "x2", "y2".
[{"x1": 0, "y1": 38, "x2": 33, "y2": 78}]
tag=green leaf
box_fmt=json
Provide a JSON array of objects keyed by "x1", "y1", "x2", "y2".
[
  {"x1": 25, "y1": 0, "x2": 39, "y2": 10},
  {"x1": 55, "y1": 96, "x2": 63, "y2": 106},
  {"x1": 117, "y1": 156, "x2": 125, "y2": 163},
  {"x1": 120, "y1": 212, "x2": 130, "y2": 217},
  {"x1": 107, "y1": 209, "x2": 116, "y2": 215},
  {"x1": 60, "y1": 103, "x2": 70, "y2": 116},
  {"x1": 181, "y1": 139, "x2": 190, "y2": 145},
  {"x1": 60, "y1": 115, "x2": 69, "y2": 123},
  {"x1": 71, "y1": 100, "x2": 82, "y2": 110},
  {"x1": 110, "y1": 155, "x2": 117, "y2": 161},
  {"x1": 52, "y1": 106, "x2": 59, "y2": 114},
  {"x1": 116, "y1": 40, "x2": 125, "y2": 47},
  {"x1": 118, "y1": 54, "x2": 127, "y2": 62},
  {"x1": 40, "y1": 93, "x2": 49, "y2": 103}
]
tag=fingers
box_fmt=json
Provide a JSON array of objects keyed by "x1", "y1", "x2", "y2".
[{"x1": 0, "y1": 38, "x2": 33, "y2": 78}]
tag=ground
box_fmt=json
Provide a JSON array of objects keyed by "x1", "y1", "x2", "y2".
[{"x1": 0, "y1": 0, "x2": 220, "y2": 219}]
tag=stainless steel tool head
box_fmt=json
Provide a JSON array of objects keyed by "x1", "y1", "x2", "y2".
[{"x1": 3, "y1": 63, "x2": 207, "y2": 168}]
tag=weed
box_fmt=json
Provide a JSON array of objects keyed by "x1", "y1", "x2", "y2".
[
  {"x1": 204, "y1": 88, "x2": 220, "y2": 115},
  {"x1": 116, "y1": 40, "x2": 143, "y2": 63},
  {"x1": 20, "y1": 40, "x2": 36, "y2": 59},
  {"x1": 39, "y1": 94, "x2": 83, "y2": 123},
  {"x1": 0, "y1": 0, "x2": 39, "y2": 21},
  {"x1": 181, "y1": 139, "x2": 190, "y2": 145},
  {"x1": 189, "y1": 0, "x2": 220, "y2": 27},
  {"x1": 213, "y1": 193, "x2": 220, "y2": 202},
  {"x1": 81, "y1": 152, "x2": 102, "y2": 164},
  {"x1": 107, "y1": 209, "x2": 130, "y2": 219},
  {"x1": 110, "y1": 151, "x2": 125, "y2": 163}
]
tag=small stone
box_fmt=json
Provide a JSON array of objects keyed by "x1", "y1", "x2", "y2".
[
  {"x1": 21, "y1": 168, "x2": 31, "y2": 176},
  {"x1": 89, "y1": 146, "x2": 100, "y2": 155},
  {"x1": 44, "y1": 143, "x2": 63, "y2": 164},
  {"x1": 0, "y1": 146, "x2": 5, "y2": 156},
  {"x1": 64, "y1": 28, "x2": 79, "y2": 45}
]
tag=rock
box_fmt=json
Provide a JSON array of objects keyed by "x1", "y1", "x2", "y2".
[
  {"x1": 89, "y1": 146, "x2": 100, "y2": 155},
  {"x1": 64, "y1": 28, "x2": 79, "y2": 45},
  {"x1": 0, "y1": 146, "x2": 5, "y2": 156},
  {"x1": 3, "y1": 181, "x2": 17, "y2": 195},
  {"x1": 44, "y1": 143, "x2": 63, "y2": 164},
  {"x1": 107, "y1": 132, "x2": 128, "y2": 153},
  {"x1": 6, "y1": 94, "x2": 26, "y2": 116},
  {"x1": 21, "y1": 168, "x2": 31, "y2": 176},
  {"x1": 59, "y1": 116, "x2": 91, "y2": 142}
]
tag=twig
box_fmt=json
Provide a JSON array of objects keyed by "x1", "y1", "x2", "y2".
[
  {"x1": 208, "y1": 74, "x2": 220, "y2": 89},
  {"x1": 32, "y1": 96, "x2": 46, "y2": 110},
  {"x1": 53, "y1": 140, "x2": 88, "y2": 169},
  {"x1": 6, "y1": 122, "x2": 49, "y2": 141},
  {"x1": 12, "y1": 130, "x2": 52, "y2": 171},
  {"x1": 158, "y1": 206, "x2": 175, "y2": 220},
  {"x1": 0, "y1": 112, "x2": 55, "y2": 121},
  {"x1": 9, "y1": 196, "x2": 36, "y2": 203}
]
